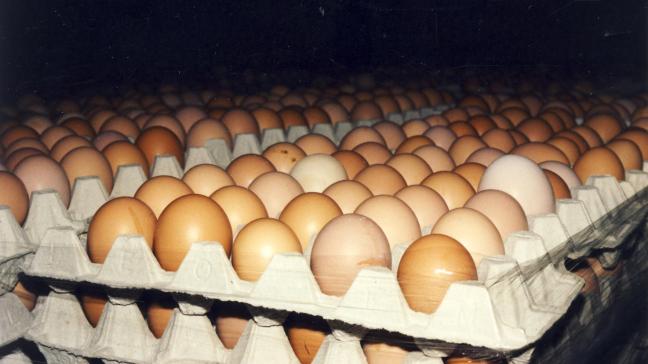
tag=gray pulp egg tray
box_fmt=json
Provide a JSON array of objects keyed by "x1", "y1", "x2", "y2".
[{"x1": 1, "y1": 156, "x2": 646, "y2": 364}]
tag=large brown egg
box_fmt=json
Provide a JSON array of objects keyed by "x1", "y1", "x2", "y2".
[
  {"x1": 354, "y1": 142, "x2": 392, "y2": 165},
  {"x1": 323, "y1": 180, "x2": 373, "y2": 214},
  {"x1": 453, "y1": 163, "x2": 486, "y2": 191},
  {"x1": 556, "y1": 130, "x2": 589, "y2": 154},
  {"x1": 252, "y1": 107, "x2": 283, "y2": 131},
  {"x1": 425, "y1": 126, "x2": 456, "y2": 150},
  {"x1": 432, "y1": 208, "x2": 504, "y2": 266},
  {"x1": 60, "y1": 117, "x2": 96, "y2": 138},
  {"x1": 413, "y1": 145, "x2": 455, "y2": 172},
  {"x1": 303, "y1": 106, "x2": 330, "y2": 128},
  {"x1": 465, "y1": 190, "x2": 528, "y2": 241},
  {"x1": 182, "y1": 164, "x2": 233, "y2": 196},
  {"x1": 397, "y1": 234, "x2": 477, "y2": 313},
  {"x1": 448, "y1": 122, "x2": 478, "y2": 137},
  {"x1": 5, "y1": 138, "x2": 48, "y2": 156},
  {"x1": 50, "y1": 135, "x2": 92, "y2": 161},
  {"x1": 79, "y1": 287, "x2": 107, "y2": 327},
  {"x1": 355, "y1": 195, "x2": 421, "y2": 248},
  {"x1": 606, "y1": 139, "x2": 642, "y2": 171},
  {"x1": 584, "y1": 114, "x2": 623, "y2": 143},
  {"x1": 395, "y1": 185, "x2": 448, "y2": 230},
  {"x1": 296, "y1": 134, "x2": 337, "y2": 155},
  {"x1": 175, "y1": 106, "x2": 208, "y2": 132},
  {"x1": 539, "y1": 161, "x2": 581, "y2": 190},
  {"x1": 263, "y1": 142, "x2": 306, "y2": 173},
  {"x1": 373, "y1": 96, "x2": 401, "y2": 117},
  {"x1": 4, "y1": 148, "x2": 44, "y2": 171},
  {"x1": 319, "y1": 102, "x2": 349, "y2": 125},
  {"x1": 340, "y1": 127, "x2": 386, "y2": 150},
  {"x1": 448, "y1": 136, "x2": 487, "y2": 165},
  {"x1": 231, "y1": 218, "x2": 302, "y2": 281},
  {"x1": 210, "y1": 185, "x2": 267, "y2": 235},
  {"x1": 221, "y1": 109, "x2": 260, "y2": 137},
  {"x1": 93, "y1": 131, "x2": 128, "y2": 151},
  {"x1": 386, "y1": 154, "x2": 431, "y2": 185},
  {"x1": 0, "y1": 171, "x2": 29, "y2": 224},
  {"x1": 572, "y1": 125, "x2": 603, "y2": 148},
  {"x1": 227, "y1": 154, "x2": 276, "y2": 187},
  {"x1": 469, "y1": 115, "x2": 496, "y2": 136},
  {"x1": 285, "y1": 314, "x2": 329, "y2": 364},
  {"x1": 14, "y1": 155, "x2": 71, "y2": 206},
  {"x1": 310, "y1": 214, "x2": 391, "y2": 296},
  {"x1": 512, "y1": 142, "x2": 570, "y2": 165},
  {"x1": 22, "y1": 115, "x2": 52, "y2": 134},
  {"x1": 280, "y1": 192, "x2": 342, "y2": 251},
  {"x1": 422, "y1": 172, "x2": 474, "y2": 210},
  {"x1": 135, "y1": 126, "x2": 184, "y2": 167},
  {"x1": 144, "y1": 114, "x2": 186, "y2": 144},
  {"x1": 373, "y1": 121, "x2": 406, "y2": 150},
  {"x1": 354, "y1": 164, "x2": 406, "y2": 195},
  {"x1": 154, "y1": 194, "x2": 232, "y2": 271},
  {"x1": 100, "y1": 115, "x2": 140, "y2": 140},
  {"x1": 40, "y1": 126, "x2": 74, "y2": 149},
  {"x1": 186, "y1": 119, "x2": 232, "y2": 148},
  {"x1": 543, "y1": 170, "x2": 571, "y2": 199},
  {"x1": 465, "y1": 148, "x2": 503, "y2": 167},
  {"x1": 290, "y1": 154, "x2": 347, "y2": 193},
  {"x1": 249, "y1": 172, "x2": 304, "y2": 217},
  {"x1": 546, "y1": 137, "x2": 580, "y2": 165},
  {"x1": 215, "y1": 302, "x2": 251, "y2": 349},
  {"x1": 516, "y1": 118, "x2": 554, "y2": 142},
  {"x1": 279, "y1": 107, "x2": 308, "y2": 129},
  {"x1": 573, "y1": 147, "x2": 625, "y2": 183},
  {"x1": 395, "y1": 135, "x2": 434, "y2": 154},
  {"x1": 89, "y1": 110, "x2": 117, "y2": 131},
  {"x1": 331, "y1": 150, "x2": 368, "y2": 179},
  {"x1": 1, "y1": 125, "x2": 38, "y2": 148},
  {"x1": 135, "y1": 176, "x2": 193, "y2": 218},
  {"x1": 425, "y1": 115, "x2": 450, "y2": 127},
  {"x1": 60, "y1": 146, "x2": 113, "y2": 192},
  {"x1": 617, "y1": 129, "x2": 648, "y2": 160},
  {"x1": 87, "y1": 197, "x2": 157, "y2": 263},
  {"x1": 146, "y1": 294, "x2": 176, "y2": 338},
  {"x1": 351, "y1": 100, "x2": 383, "y2": 121},
  {"x1": 103, "y1": 141, "x2": 149, "y2": 176},
  {"x1": 402, "y1": 119, "x2": 429, "y2": 137}
]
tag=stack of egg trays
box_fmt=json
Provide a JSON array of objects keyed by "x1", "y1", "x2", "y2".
[{"x1": 9, "y1": 141, "x2": 648, "y2": 364}]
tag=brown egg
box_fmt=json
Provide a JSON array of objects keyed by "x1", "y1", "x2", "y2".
[
  {"x1": 249, "y1": 172, "x2": 304, "y2": 217},
  {"x1": 154, "y1": 194, "x2": 232, "y2": 271},
  {"x1": 186, "y1": 119, "x2": 232, "y2": 148},
  {"x1": 351, "y1": 100, "x2": 383, "y2": 121},
  {"x1": 469, "y1": 115, "x2": 497, "y2": 136},
  {"x1": 280, "y1": 193, "x2": 342, "y2": 251},
  {"x1": 87, "y1": 197, "x2": 156, "y2": 263},
  {"x1": 509, "y1": 130, "x2": 529, "y2": 145},
  {"x1": 584, "y1": 114, "x2": 623, "y2": 143},
  {"x1": 512, "y1": 142, "x2": 570, "y2": 165},
  {"x1": 516, "y1": 118, "x2": 554, "y2": 142},
  {"x1": 180, "y1": 164, "x2": 232, "y2": 197},
  {"x1": 262, "y1": 142, "x2": 306, "y2": 173},
  {"x1": 446, "y1": 356, "x2": 506, "y2": 364},
  {"x1": 135, "y1": 126, "x2": 184, "y2": 168},
  {"x1": 5, "y1": 137, "x2": 48, "y2": 156},
  {"x1": 465, "y1": 190, "x2": 528, "y2": 241},
  {"x1": 279, "y1": 107, "x2": 308, "y2": 129},
  {"x1": 1, "y1": 125, "x2": 38, "y2": 148},
  {"x1": 448, "y1": 122, "x2": 478, "y2": 137},
  {"x1": 355, "y1": 195, "x2": 421, "y2": 248},
  {"x1": 12, "y1": 280, "x2": 37, "y2": 311},
  {"x1": 50, "y1": 135, "x2": 92, "y2": 161},
  {"x1": 146, "y1": 294, "x2": 176, "y2": 338},
  {"x1": 210, "y1": 185, "x2": 267, "y2": 235},
  {"x1": 220, "y1": 109, "x2": 260, "y2": 137},
  {"x1": 100, "y1": 115, "x2": 140, "y2": 140},
  {"x1": 310, "y1": 214, "x2": 391, "y2": 296},
  {"x1": 285, "y1": 314, "x2": 329, "y2": 364},
  {"x1": 14, "y1": 155, "x2": 71, "y2": 206},
  {"x1": 499, "y1": 108, "x2": 529, "y2": 126},
  {"x1": 175, "y1": 106, "x2": 208, "y2": 132},
  {"x1": 4, "y1": 148, "x2": 44, "y2": 170},
  {"x1": 60, "y1": 117, "x2": 96, "y2": 138},
  {"x1": 572, "y1": 126, "x2": 603, "y2": 148},
  {"x1": 340, "y1": 127, "x2": 386, "y2": 150},
  {"x1": 353, "y1": 142, "x2": 392, "y2": 165},
  {"x1": 22, "y1": 115, "x2": 52, "y2": 134},
  {"x1": 386, "y1": 154, "x2": 431, "y2": 185},
  {"x1": 93, "y1": 131, "x2": 128, "y2": 151},
  {"x1": 453, "y1": 163, "x2": 486, "y2": 191},
  {"x1": 443, "y1": 108, "x2": 469, "y2": 123},
  {"x1": 135, "y1": 176, "x2": 193, "y2": 218},
  {"x1": 227, "y1": 154, "x2": 276, "y2": 187},
  {"x1": 556, "y1": 130, "x2": 589, "y2": 154},
  {"x1": 144, "y1": 114, "x2": 186, "y2": 144},
  {"x1": 448, "y1": 136, "x2": 487, "y2": 165},
  {"x1": 354, "y1": 164, "x2": 406, "y2": 195},
  {"x1": 40, "y1": 126, "x2": 74, "y2": 149},
  {"x1": 89, "y1": 110, "x2": 117, "y2": 131},
  {"x1": 319, "y1": 102, "x2": 349, "y2": 125},
  {"x1": 617, "y1": 129, "x2": 648, "y2": 160},
  {"x1": 395, "y1": 185, "x2": 448, "y2": 229},
  {"x1": 394, "y1": 94, "x2": 414, "y2": 111},
  {"x1": 79, "y1": 287, "x2": 107, "y2": 327},
  {"x1": 539, "y1": 111, "x2": 566, "y2": 132},
  {"x1": 362, "y1": 335, "x2": 415, "y2": 364},
  {"x1": 543, "y1": 170, "x2": 571, "y2": 199},
  {"x1": 368, "y1": 121, "x2": 404, "y2": 150},
  {"x1": 423, "y1": 126, "x2": 455, "y2": 151},
  {"x1": 413, "y1": 145, "x2": 456, "y2": 172},
  {"x1": 397, "y1": 234, "x2": 477, "y2": 313},
  {"x1": 231, "y1": 218, "x2": 302, "y2": 281},
  {"x1": 395, "y1": 135, "x2": 434, "y2": 154},
  {"x1": 303, "y1": 106, "x2": 331, "y2": 128},
  {"x1": 573, "y1": 147, "x2": 625, "y2": 183},
  {"x1": 425, "y1": 115, "x2": 450, "y2": 127},
  {"x1": 60, "y1": 146, "x2": 113, "y2": 192},
  {"x1": 252, "y1": 107, "x2": 283, "y2": 131},
  {"x1": 373, "y1": 95, "x2": 401, "y2": 117},
  {"x1": 432, "y1": 208, "x2": 504, "y2": 266},
  {"x1": 331, "y1": 150, "x2": 368, "y2": 179},
  {"x1": 422, "y1": 172, "x2": 475, "y2": 210},
  {"x1": 0, "y1": 171, "x2": 29, "y2": 224},
  {"x1": 102, "y1": 141, "x2": 149, "y2": 176},
  {"x1": 546, "y1": 137, "x2": 580, "y2": 165},
  {"x1": 606, "y1": 139, "x2": 642, "y2": 171},
  {"x1": 290, "y1": 154, "x2": 347, "y2": 193},
  {"x1": 295, "y1": 134, "x2": 337, "y2": 155},
  {"x1": 323, "y1": 180, "x2": 373, "y2": 214},
  {"x1": 402, "y1": 119, "x2": 429, "y2": 137},
  {"x1": 465, "y1": 148, "x2": 503, "y2": 167},
  {"x1": 215, "y1": 302, "x2": 251, "y2": 349}
]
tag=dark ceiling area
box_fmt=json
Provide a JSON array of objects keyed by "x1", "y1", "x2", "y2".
[{"x1": 0, "y1": 0, "x2": 645, "y2": 100}]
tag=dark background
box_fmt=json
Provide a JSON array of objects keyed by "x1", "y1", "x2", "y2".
[{"x1": 0, "y1": 0, "x2": 646, "y2": 101}]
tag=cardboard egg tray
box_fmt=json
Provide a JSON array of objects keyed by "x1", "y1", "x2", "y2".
[{"x1": 0, "y1": 159, "x2": 644, "y2": 363}]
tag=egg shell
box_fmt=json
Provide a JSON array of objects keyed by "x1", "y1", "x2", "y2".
[
  {"x1": 146, "y1": 294, "x2": 176, "y2": 338},
  {"x1": 103, "y1": 140, "x2": 149, "y2": 177},
  {"x1": 290, "y1": 154, "x2": 347, "y2": 193},
  {"x1": 424, "y1": 126, "x2": 456, "y2": 151},
  {"x1": 617, "y1": 129, "x2": 648, "y2": 159},
  {"x1": 182, "y1": 164, "x2": 234, "y2": 196},
  {"x1": 454, "y1": 163, "x2": 486, "y2": 191},
  {"x1": 422, "y1": 171, "x2": 474, "y2": 210},
  {"x1": 353, "y1": 142, "x2": 392, "y2": 165},
  {"x1": 310, "y1": 214, "x2": 392, "y2": 296},
  {"x1": 40, "y1": 125, "x2": 74, "y2": 149},
  {"x1": 397, "y1": 234, "x2": 477, "y2": 314},
  {"x1": 0, "y1": 171, "x2": 29, "y2": 224},
  {"x1": 413, "y1": 145, "x2": 456, "y2": 172},
  {"x1": 573, "y1": 146, "x2": 625, "y2": 183},
  {"x1": 210, "y1": 185, "x2": 267, "y2": 236},
  {"x1": 449, "y1": 136, "x2": 487, "y2": 165},
  {"x1": 279, "y1": 192, "x2": 342, "y2": 251},
  {"x1": 539, "y1": 161, "x2": 581, "y2": 191},
  {"x1": 355, "y1": 195, "x2": 421, "y2": 248},
  {"x1": 100, "y1": 115, "x2": 140, "y2": 139},
  {"x1": 60, "y1": 146, "x2": 113, "y2": 192},
  {"x1": 402, "y1": 119, "x2": 429, "y2": 137},
  {"x1": 340, "y1": 127, "x2": 386, "y2": 150},
  {"x1": 606, "y1": 139, "x2": 643, "y2": 171},
  {"x1": 79, "y1": 287, "x2": 108, "y2": 327},
  {"x1": 144, "y1": 114, "x2": 186, "y2": 144},
  {"x1": 135, "y1": 176, "x2": 193, "y2": 218},
  {"x1": 584, "y1": 114, "x2": 623, "y2": 143},
  {"x1": 252, "y1": 107, "x2": 283, "y2": 131},
  {"x1": 323, "y1": 180, "x2": 373, "y2": 214},
  {"x1": 215, "y1": 302, "x2": 251, "y2": 349},
  {"x1": 5, "y1": 137, "x2": 48, "y2": 156},
  {"x1": 395, "y1": 135, "x2": 434, "y2": 154},
  {"x1": 135, "y1": 126, "x2": 184, "y2": 167},
  {"x1": 386, "y1": 154, "x2": 432, "y2": 186},
  {"x1": 1, "y1": 125, "x2": 38, "y2": 148},
  {"x1": 60, "y1": 117, "x2": 96, "y2": 138},
  {"x1": 175, "y1": 106, "x2": 208, "y2": 132},
  {"x1": 572, "y1": 125, "x2": 603, "y2": 148},
  {"x1": 279, "y1": 107, "x2": 307, "y2": 129},
  {"x1": 373, "y1": 121, "x2": 406, "y2": 150},
  {"x1": 232, "y1": 218, "x2": 302, "y2": 281},
  {"x1": 14, "y1": 154, "x2": 71, "y2": 206},
  {"x1": 263, "y1": 142, "x2": 307, "y2": 173},
  {"x1": 50, "y1": 135, "x2": 93, "y2": 161},
  {"x1": 154, "y1": 194, "x2": 232, "y2": 271},
  {"x1": 512, "y1": 142, "x2": 570, "y2": 165},
  {"x1": 351, "y1": 101, "x2": 383, "y2": 121},
  {"x1": 331, "y1": 150, "x2": 368, "y2": 179},
  {"x1": 249, "y1": 171, "x2": 304, "y2": 218},
  {"x1": 23, "y1": 115, "x2": 53, "y2": 134},
  {"x1": 395, "y1": 185, "x2": 448, "y2": 230},
  {"x1": 464, "y1": 190, "x2": 528, "y2": 241},
  {"x1": 354, "y1": 164, "x2": 406, "y2": 195},
  {"x1": 465, "y1": 148, "x2": 503, "y2": 167},
  {"x1": 556, "y1": 130, "x2": 589, "y2": 154},
  {"x1": 186, "y1": 119, "x2": 232, "y2": 148},
  {"x1": 12, "y1": 280, "x2": 37, "y2": 311},
  {"x1": 516, "y1": 118, "x2": 553, "y2": 142},
  {"x1": 295, "y1": 134, "x2": 337, "y2": 155},
  {"x1": 93, "y1": 131, "x2": 129, "y2": 151},
  {"x1": 543, "y1": 169, "x2": 572, "y2": 199},
  {"x1": 227, "y1": 154, "x2": 276, "y2": 188},
  {"x1": 362, "y1": 340, "x2": 411, "y2": 364},
  {"x1": 285, "y1": 314, "x2": 330, "y2": 364},
  {"x1": 546, "y1": 137, "x2": 580, "y2": 165},
  {"x1": 4, "y1": 147, "x2": 44, "y2": 171}
]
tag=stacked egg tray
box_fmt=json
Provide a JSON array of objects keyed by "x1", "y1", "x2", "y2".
[{"x1": 1, "y1": 135, "x2": 648, "y2": 363}]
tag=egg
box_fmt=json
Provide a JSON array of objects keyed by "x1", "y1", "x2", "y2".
[
  {"x1": 464, "y1": 190, "x2": 528, "y2": 241},
  {"x1": 249, "y1": 172, "x2": 304, "y2": 218},
  {"x1": 186, "y1": 119, "x2": 232, "y2": 148},
  {"x1": 290, "y1": 154, "x2": 347, "y2": 192},
  {"x1": 481, "y1": 129, "x2": 515, "y2": 153},
  {"x1": 135, "y1": 126, "x2": 184, "y2": 168},
  {"x1": 154, "y1": 194, "x2": 232, "y2": 271},
  {"x1": 516, "y1": 118, "x2": 553, "y2": 142},
  {"x1": 12, "y1": 280, "x2": 37, "y2": 311},
  {"x1": 539, "y1": 161, "x2": 581, "y2": 190},
  {"x1": 310, "y1": 214, "x2": 391, "y2": 296},
  {"x1": 231, "y1": 218, "x2": 302, "y2": 281},
  {"x1": 402, "y1": 119, "x2": 430, "y2": 137},
  {"x1": 87, "y1": 197, "x2": 157, "y2": 263},
  {"x1": 397, "y1": 234, "x2": 477, "y2": 313},
  {"x1": 5, "y1": 137, "x2": 48, "y2": 156},
  {"x1": 93, "y1": 131, "x2": 128, "y2": 151},
  {"x1": 395, "y1": 186, "x2": 447, "y2": 230},
  {"x1": 279, "y1": 107, "x2": 308, "y2": 128},
  {"x1": 543, "y1": 170, "x2": 572, "y2": 199},
  {"x1": 448, "y1": 136, "x2": 487, "y2": 165},
  {"x1": 89, "y1": 110, "x2": 117, "y2": 131},
  {"x1": 210, "y1": 185, "x2": 267, "y2": 236},
  {"x1": 22, "y1": 114, "x2": 52, "y2": 134},
  {"x1": 221, "y1": 109, "x2": 261, "y2": 137},
  {"x1": 413, "y1": 145, "x2": 456, "y2": 172},
  {"x1": 4, "y1": 148, "x2": 44, "y2": 170},
  {"x1": 227, "y1": 154, "x2": 276, "y2": 187},
  {"x1": 469, "y1": 115, "x2": 496, "y2": 136},
  {"x1": 362, "y1": 334, "x2": 415, "y2": 364},
  {"x1": 556, "y1": 130, "x2": 589, "y2": 153},
  {"x1": 386, "y1": 154, "x2": 431, "y2": 186},
  {"x1": 617, "y1": 129, "x2": 648, "y2": 160},
  {"x1": 102, "y1": 140, "x2": 149, "y2": 176},
  {"x1": 279, "y1": 192, "x2": 342, "y2": 251},
  {"x1": 431, "y1": 208, "x2": 504, "y2": 266},
  {"x1": 175, "y1": 106, "x2": 208, "y2": 132},
  {"x1": 215, "y1": 302, "x2": 251, "y2": 349},
  {"x1": 285, "y1": 314, "x2": 330, "y2": 364},
  {"x1": 182, "y1": 164, "x2": 234, "y2": 196},
  {"x1": 319, "y1": 102, "x2": 349, "y2": 124},
  {"x1": 1, "y1": 125, "x2": 38, "y2": 148},
  {"x1": 50, "y1": 135, "x2": 93, "y2": 161},
  {"x1": 453, "y1": 163, "x2": 486, "y2": 191},
  {"x1": 584, "y1": 114, "x2": 623, "y2": 143},
  {"x1": 465, "y1": 148, "x2": 503, "y2": 167},
  {"x1": 60, "y1": 117, "x2": 96, "y2": 138},
  {"x1": 13, "y1": 155, "x2": 71, "y2": 206},
  {"x1": 424, "y1": 126, "x2": 456, "y2": 151},
  {"x1": 573, "y1": 147, "x2": 624, "y2": 183},
  {"x1": 512, "y1": 142, "x2": 570, "y2": 165},
  {"x1": 40, "y1": 126, "x2": 74, "y2": 149},
  {"x1": 100, "y1": 115, "x2": 140, "y2": 140},
  {"x1": 546, "y1": 137, "x2": 580, "y2": 165},
  {"x1": 479, "y1": 155, "x2": 555, "y2": 215},
  {"x1": 135, "y1": 176, "x2": 193, "y2": 218},
  {"x1": 373, "y1": 121, "x2": 406, "y2": 150},
  {"x1": 572, "y1": 126, "x2": 603, "y2": 148},
  {"x1": 606, "y1": 139, "x2": 642, "y2": 171},
  {"x1": 262, "y1": 142, "x2": 306, "y2": 173},
  {"x1": 323, "y1": 180, "x2": 373, "y2": 214},
  {"x1": 331, "y1": 150, "x2": 368, "y2": 179},
  {"x1": 422, "y1": 172, "x2": 474, "y2": 210},
  {"x1": 351, "y1": 100, "x2": 383, "y2": 121},
  {"x1": 0, "y1": 171, "x2": 29, "y2": 224},
  {"x1": 295, "y1": 134, "x2": 337, "y2": 155},
  {"x1": 424, "y1": 115, "x2": 450, "y2": 127},
  {"x1": 60, "y1": 146, "x2": 113, "y2": 192},
  {"x1": 146, "y1": 293, "x2": 176, "y2": 338},
  {"x1": 339, "y1": 126, "x2": 386, "y2": 150},
  {"x1": 355, "y1": 195, "x2": 421, "y2": 248},
  {"x1": 144, "y1": 114, "x2": 186, "y2": 144},
  {"x1": 79, "y1": 287, "x2": 108, "y2": 327},
  {"x1": 354, "y1": 164, "x2": 406, "y2": 195}
]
